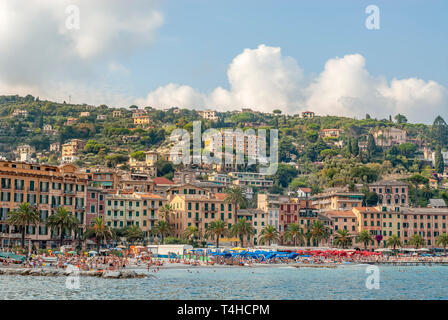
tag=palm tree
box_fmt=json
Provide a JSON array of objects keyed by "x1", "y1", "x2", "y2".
[
  {"x1": 386, "y1": 234, "x2": 402, "y2": 254},
  {"x1": 356, "y1": 230, "x2": 373, "y2": 251},
  {"x1": 84, "y1": 217, "x2": 113, "y2": 251},
  {"x1": 309, "y1": 220, "x2": 328, "y2": 247},
  {"x1": 124, "y1": 225, "x2": 144, "y2": 244},
  {"x1": 7, "y1": 202, "x2": 40, "y2": 249},
  {"x1": 259, "y1": 225, "x2": 279, "y2": 246},
  {"x1": 436, "y1": 233, "x2": 448, "y2": 255},
  {"x1": 205, "y1": 220, "x2": 228, "y2": 248},
  {"x1": 159, "y1": 204, "x2": 175, "y2": 222},
  {"x1": 334, "y1": 229, "x2": 352, "y2": 249},
  {"x1": 283, "y1": 223, "x2": 304, "y2": 247},
  {"x1": 153, "y1": 220, "x2": 173, "y2": 244},
  {"x1": 225, "y1": 186, "x2": 248, "y2": 219},
  {"x1": 409, "y1": 234, "x2": 425, "y2": 249},
  {"x1": 183, "y1": 225, "x2": 200, "y2": 243},
  {"x1": 46, "y1": 207, "x2": 79, "y2": 249},
  {"x1": 230, "y1": 217, "x2": 254, "y2": 247}
]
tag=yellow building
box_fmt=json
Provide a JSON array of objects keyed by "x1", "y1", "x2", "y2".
[
  {"x1": 312, "y1": 190, "x2": 364, "y2": 212},
  {"x1": 133, "y1": 115, "x2": 151, "y2": 125}
]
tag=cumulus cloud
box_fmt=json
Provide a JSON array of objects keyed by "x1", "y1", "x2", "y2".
[
  {"x1": 138, "y1": 45, "x2": 448, "y2": 123},
  {"x1": 0, "y1": 0, "x2": 163, "y2": 106}
]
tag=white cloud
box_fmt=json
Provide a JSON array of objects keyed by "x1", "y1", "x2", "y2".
[
  {"x1": 138, "y1": 45, "x2": 447, "y2": 123},
  {"x1": 0, "y1": 0, "x2": 163, "y2": 106}
]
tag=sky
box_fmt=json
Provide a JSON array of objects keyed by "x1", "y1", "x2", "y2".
[{"x1": 0, "y1": 0, "x2": 447, "y2": 123}]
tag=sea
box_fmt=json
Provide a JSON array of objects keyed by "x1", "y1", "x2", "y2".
[{"x1": 0, "y1": 265, "x2": 447, "y2": 300}]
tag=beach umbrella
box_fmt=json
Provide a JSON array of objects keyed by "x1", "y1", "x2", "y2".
[
  {"x1": 52, "y1": 251, "x2": 63, "y2": 255},
  {"x1": 68, "y1": 251, "x2": 77, "y2": 254}
]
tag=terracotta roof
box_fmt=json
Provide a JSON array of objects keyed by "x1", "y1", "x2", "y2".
[
  {"x1": 298, "y1": 187, "x2": 311, "y2": 193},
  {"x1": 153, "y1": 177, "x2": 175, "y2": 185},
  {"x1": 324, "y1": 210, "x2": 356, "y2": 218},
  {"x1": 137, "y1": 193, "x2": 166, "y2": 199}
]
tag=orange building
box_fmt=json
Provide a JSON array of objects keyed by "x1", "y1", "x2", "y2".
[{"x1": 0, "y1": 161, "x2": 88, "y2": 249}]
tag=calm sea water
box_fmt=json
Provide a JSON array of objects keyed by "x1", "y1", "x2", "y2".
[{"x1": 1, "y1": 265, "x2": 447, "y2": 300}]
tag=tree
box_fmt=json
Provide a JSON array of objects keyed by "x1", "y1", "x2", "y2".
[
  {"x1": 386, "y1": 235, "x2": 402, "y2": 254},
  {"x1": 334, "y1": 229, "x2": 352, "y2": 248},
  {"x1": 367, "y1": 134, "x2": 376, "y2": 156},
  {"x1": 408, "y1": 234, "x2": 425, "y2": 249},
  {"x1": 273, "y1": 109, "x2": 282, "y2": 115},
  {"x1": 432, "y1": 116, "x2": 448, "y2": 148},
  {"x1": 225, "y1": 186, "x2": 248, "y2": 218},
  {"x1": 364, "y1": 192, "x2": 379, "y2": 206},
  {"x1": 124, "y1": 225, "x2": 144, "y2": 244},
  {"x1": 130, "y1": 150, "x2": 146, "y2": 161},
  {"x1": 7, "y1": 203, "x2": 40, "y2": 249},
  {"x1": 46, "y1": 207, "x2": 79, "y2": 248},
  {"x1": 407, "y1": 174, "x2": 429, "y2": 207},
  {"x1": 153, "y1": 220, "x2": 173, "y2": 244},
  {"x1": 159, "y1": 204, "x2": 175, "y2": 222},
  {"x1": 435, "y1": 146, "x2": 445, "y2": 174},
  {"x1": 351, "y1": 137, "x2": 359, "y2": 156},
  {"x1": 84, "y1": 217, "x2": 113, "y2": 251},
  {"x1": 355, "y1": 230, "x2": 373, "y2": 251},
  {"x1": 205, "y1": 220, "x2": 228, "y2": 248},
  {"x1": 259, "y1": 225, "x2": 280, "y2": 245},
  {"x1": 183, "y1": 226, "x2": 200, "y2": 243},
  {"x1": 230, "y1": 218, "x2": 254, "y2": 247},
  {"x1": 309, "y1": 220, "x2": 327, "y2": 247},
  {"x1": 436, "y1": 233, "x2": 448, "y2": 255},
  {"x1": 395, "y1": 114, "x2": 408, "y2": 124},
  {"x1": 283, "y1": 223, "x2": 304, "y2": 247}
]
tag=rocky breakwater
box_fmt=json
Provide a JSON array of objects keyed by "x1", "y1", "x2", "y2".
[{"x1": 0, "y1": 268, "x2": 150, "y2": 279}]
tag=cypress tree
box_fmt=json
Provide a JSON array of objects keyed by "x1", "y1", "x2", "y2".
[{"x1": 435, "y1": 146, "x2": 445, "y2": 174}]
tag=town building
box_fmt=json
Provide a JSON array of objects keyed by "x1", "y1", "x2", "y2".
[
  {"x1": 302, "y1": 111, "x2": 315, "y2": 118},
  {"x1": 65, "y1": 118, "x2": 78, "y2": 126},
  {"x1": 372, "y1": 127, "x2": 407, "y2": 148},
  {"x1": 61, "y1": 139, "x2": 85, "y2": 164},
  {"x1": 319, "y1": 129, "x2": 342, "y2": 138},
  {"x1": 369, "y1": 180, "x2": 409, "y2": 206},
  {"x1": 312, "y1": 189, "x2": 364, "y2": 212},
  {"x1": 12, "y1": 109, "x2": 28, "y2": 118},
  {"x1": 0, "y1": 161, "x2": 88, "y2": 249},
  {"x1": 80, "y1": 112, "x2": 90, "y2": 117},
  {"x1": 112, "y1": 110, "x2": 122, "y2": 117},
  {"x1": 198, "y1": 110, "x2": 218, "y2": 121},
  {"x1": 169, "y1": 193, "x2": 236, "y2": 244},
  {"x1": 133, "y1": 115, "x2": 151, "y2": 125}
]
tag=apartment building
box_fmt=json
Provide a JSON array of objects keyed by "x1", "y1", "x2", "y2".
[
  {"x1": 208, "y1": 173, "x2": 231, "y2": 185},
  {"x1": 0, "y1": 161, "x2": 88, "y2": 249},
  {"x1": 104, "y1": 192, "x2": 166, "y2": 238},
  {"x1": 369, "y1": 180, "x2": 409, "y2": 206},
  {"x1": 312, "y1": 190, "x2": 364, "y2": 212},
  {"x1": 169, "y1": 193, "x2": 235, "y2": 242},
  {"x1": 86, "y1": 187, "x2": 107, "y2": 226},
  {"x1": 372, "y1": 127, "x2": 407, "y2": 148},
  {"x1": 319, "y1": 129, "x2": 342, "y2": 138},
  {"x1": 257, "y1": 194, "x2": 280, "y2": 231},
  {"x1": 323, "y1": 210, "x2": 358, "y2": 246},
  {"x1": 133, "y1": 115, "x2": 151, "y2": 125},
  {"x1": 61, "y1": 139, "x2": 85, "y2": 164},
  {"x1": 85, "y1": 168, "x2": 120, "y2": 190},
  {"x1": 198, "y1": 110, "x2": 218, "y2": 121},
  {"x1": 302, "y1": 111, "x2": 315, "y2": 118},
  {"x1": 112, "y1": 110, "x2": 122, "y2": 117}
]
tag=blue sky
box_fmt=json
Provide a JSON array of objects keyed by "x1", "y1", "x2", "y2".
[{"x1": 132, "y1": 0, "x2": 448, "y2": 94}]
